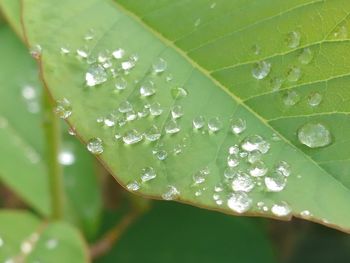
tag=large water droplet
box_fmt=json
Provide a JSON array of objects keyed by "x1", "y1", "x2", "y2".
[
  {"x1": 140, "y1": 81, "x2": 156, "y2": 97},
  {"x1": 283, "y1": 90, "x2": 300, "y2": 106},
  {"x1": 241, "y1": 135, "x2": 270, "y2": 153},
  {"x1": 115, "y1": 78, "x2": 127, "y2": 91},
  {"x1": 249, "y1": 161, "x2": 268, "y2": 177},
  {"x1": 141, "y1": 167, "x2": 157, "y2": 182},
  {"x1": 286, "y1": 31, "x2": 301, "y2": 48},
  {"x1": 171, "y1": 105, "x2": 184, "y2": 119},
  {"x1": 54, "y1": 98, "x2": 72, "y2": 119},
  {"x1": 308, "y1": 92, "x2": 322, "y2": 107},
  {"x1": 231, "y1": 118, "x2": 246, "y2": 135},
  {"x1": 231, "y1": 172, "x2": 255, "y2": 192},
  {"x1": 264, "y1": 172, "x2": 287, "y2": 192},
  {"x1": 162, "y1": 185, "x2": 180, "y2": 200},
  {"x1": 227, "y1": 192, "x2": 252, "y2": 214},
  {"x1": 275, "y1": 161, "x2": 291, "y2": 177},
  {"x1": 252, "y1": 61, "x2": 271, "y2": 80},
  {"x1": 86, "y1": 65, "x2": 107, "y2": 87},
  {"x1": 286, "y1": 66, "x2": 302, "y2": 82},
  {"x1": 208, "y1": 117, "x2": 222, "y2": 132},
  {"x1": 149, "y1": 102, "x2": 163, "y2": 116},
  {"x1": 87, "y1": 138, "x2": 104, "y2": 155},
  {"x1": 271, "y1": 202, "x2": 291, "y2": 217},
  {"x1": 297, "y1": 123, "x2": 332, "y2": 148},
  {"x1": 193, "y1": 116, "x2": 205, "y2": 130},
  {"x1": 123, "y1": 129, "x2": 143, "y2": 145}
]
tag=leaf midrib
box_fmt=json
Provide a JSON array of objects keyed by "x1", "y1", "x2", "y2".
[{"x1": 112, "y1": 0, "x2": 350, "y2": 194}]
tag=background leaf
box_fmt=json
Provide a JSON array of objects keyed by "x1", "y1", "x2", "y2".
[{"x1": 12, "y1": 0, "x2": 350, "y2": 232}]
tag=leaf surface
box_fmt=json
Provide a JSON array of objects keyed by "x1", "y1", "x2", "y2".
[{"x1": 11, "y1": 0, "x2": 350, "y2": 232}]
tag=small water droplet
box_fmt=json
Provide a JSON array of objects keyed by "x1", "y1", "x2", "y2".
[
  {"x1": 298, "y1": 48, "x2": 313, "y2": 64},
  {"x1": 300, "y1": 210, "x2": 312, "y2": 218},
  {"x1": 333, "y1": 25, "x2": 348, "y2": 39},
  {"x1": 227, "y1": 154, "x2": 239, "y2": 167},
  {"x1": 104, "y1": 114, "x2": 116, "y2": 127},
  {"x1": 286, "y1": 31, "x2": 301, "y2": 48},
  {"x1": 297, "y1": 123, "x2": 332, "y2": 148},
  {"x1": 283, "y1": 90, "x2": 300, "y2": 106},
  {"x1": 224, "y1": 167, "x2": 236, "y2": 179},
  {"x1": 141, "y1": 167, "x2": 157, "y2": 182},
  {"x1": 271, "y1": 202, "x2": 291, "y2": 217},
  {"x1": 210, "y1": 2, "x2": 217, "y2": 9},
  {"x1": 149, "y1": 102, "x2": 163, "y2": 116},
  {"x1": 54, "y1": 98, "x2": 72, "y2": 119},
  {"x1": 86, "y1": 65, "x2": 108, "y2": 87},
  {"x1": 165, "y1": 119, "x2": 181, "y2": 134},
  {"x1": 171, "y1": 87, "x2": 188, "y2": 99},
  {"x1": 0, "y1": 237, "x2": 4, "y2": 247},
  {"x1": 112, "y1": 48, "x2": 125, "y2": 59},
  {"x1": 162, "y1": 185, "x2": 180, "y2": 200},
  {"x1": 247, "y1": 150, "x2": 262, "y2": 163},
  {"x1": 286, "y1": 66, "x2": 302, "y2": 82},
  {"x1": 123, "y1": 129, "x2": 143, "y2": 145},
  {"x1": 308, "y1": 92, "x2": 322, "y2": 107},
  {"x1": 121, "y1": 60, "x2": 135, "y2": 71},
  {"x1": 231, "y1": 118, "x2": 246, "y2": 135},
  {"x1": 140, "y1": 81, "x2": 156, "y2": 97},
  {"x1": 228, "y1": 145, "x2": 239, "y2": 155},
  {"x1": 270, "y1": 77, "x2": 283, "y2": 91},
  {"x1": 241, "y1": 135, "x2": 270, "y2": 153},
  {"x1": 144, "y1": 125, "x2": 161, "y2": 142},
  {"x1": 119, "y1": 100, "x2": 133, "y2": 113},
  {"x1": 84, "y1": 28, "x2": 95, "y2": 41},
  {"x1": 208, "y1": 117, "x2": 222, "y2": 132},
  {"x1": 252, "y1": 61, "x2": 271, "y2": 80},
  {"x1": 227, "y1": 192, "x2": 252, "y2": 214},
  {"x1": 275, "y1": 161, "x2": 291, "y2": 177},
  {"x1": 60, "y1": 46, "x2": 70, "y2": 55},
  {"x1": 171, "y1": 105, "x2": 184, "y2": 119},
  {"x1": 194, "y1": 18, "x2": 201, "y2": 27},
  {"x1": 87, "y1": 137, "x2": 104, "y2": 155},
  {"x1": 30, "y1": 44, "x2": 42, "y2": 59},
  {"x1": 127, "y1": 180, "x2": 140, "y2": 191},
  {"x1": 231, "y1": 172, "x2": 255, "y2": 192},
  {"x1": 249, "y1": 161, "x2": 268, "y2": 177},
  {"x1": 264, "y1": 172, "x2": 287, "y2": 192},
  {"x1": 193, "y1": 116, "x2": 205, "y2": 130},
  {"x1": 153, "y1": 58, "x2": 167, "y2": 74},
  {"x1": 154, "y1": 149, "x2": 168, "y2": 161},
  {"x1": 76, "y1": 47, "x2": 89, "y2": 58}
]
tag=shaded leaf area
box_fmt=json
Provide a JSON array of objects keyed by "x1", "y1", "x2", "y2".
[
  {"x1": 12, "y1": 0, "x2": 350, "y2": 232},
  {"x1": 96, "y1": 201, "x2": 277, "y2": 263},
  {"x1": 0, "y1": 24, "x2": 102, "y2": 238},
  {"x1": 0, "y1": 210, "x2": 89, "y2": 262}
]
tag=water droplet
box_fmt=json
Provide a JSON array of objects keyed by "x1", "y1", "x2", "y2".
[
  {"x1": 162, "y1": 185, "x2": 180, "y2": 200},
  {"x1": 76, "y1": 47, "x2": 89, "y2": 58},
  {"x1": 21, "y1": 85, "x2": 37, "y2": 100},
  {"x1": 155, "y1": 149, "x2": 168, "y2": 161},
  {"x1": 84, "y1": 29, "x2": 95, "y2": 41},
  {"x1": 208, "y1": 117, "x2": 222, "y2": 132},
  {"x1": 270, "y1": 77, "x2": 283, "y2": 91},
  {"x1": 300, "y1": 210, "x2": 312, "y2": 218},
  {"x1": 138, "y1": 106, "x2": 150, "y2": 118},
  {"x1": 144, "y1": 125, "x2": 161, "y2": 142},
  {"x1": 283, "y1": 90, "x2": 300, "y2": 106},
  {"x1": 271, "y1": 202, "x2": 291, "y2": 217},
  {"x1": 54, "y1": 98, "x2": 72, "y2": 119},
  {"x1": 252, "y1": 61, "x2": 271, "y2": 80},
  {"x1": 126, "y1": 110, "x2": 137, "y2": 122},
  {"x1": 228, "y1": 145, "x2": 239, "y2": 155},
  {"x1": 308, "y1": 92, "x2": 322, "y2": 107},
  {"x1": 241, "y1": 135, "x2": 270, "y2": 153},
  {"x1": 46, "y1": 239, "x2": 58, "y2": 250},
  {"x1": 58, "y1": 149, "x2": 75, "y2": 166},
  {"x1": 333, "y1": 25, "x2": 348, "y2": 39},
  {"x1": 193, "y1": 116, "x2": 205, "y2": 130},
  {"x1": 231, "y1": 118, "x2": 246, "y2": 135},
  {"x1": 210, "y1": 2, "x2": 217, "y2": 9},
  {"x1": 123, "y1": 129, "x2": 143, "y2": 145},
  {"x1": 121, "y1": 60, "x2": 135, "y2": 71},
  {"x1": 286, "y1": 66, "x2": 302, "y2": 82},
  {"x1": 0, "y1": 237, "x2": 4, "y2": 247},
  {"x1": 153, "y1": 58, "x2": 167, "y2": 74},
  {"x1": 264, "y1": 172, "x2": 287, "y2": 192},
  {"x1": 231, "y1": 172, "x2": 255, "y2": 192},
  {"x1": 286, "y1": 31, "x2": 301, "y2": 48},
  {"x1": 298, "y1": 48, "x2": 313, "y2": 64},
  {"x1": 141, "y1": 167, "x2": 157, "y2": 182},
  {"x1": 119, "y1": 100, "x2": 133, "y2": 113},
  {"x1": 224, "y1": 167, "x2": 236, "y2": 179},
  {"x1": 247, "y1": 150, "x2": 262, "y2": 163},
  {"x1": 171, "y1": 87, "x2": 188, "y2": 99},
  {"x1": 127, "y1": 180, "x2": 140, "y2": 191},
  {"x1": 249, "y1": 161, "x2": 268, "y2": 177},
  {"x1": 227, "y1": 154, "x2": 239, "y2": 167},
  {"x1": 87, "y1": 137, "x2": 104, "y2": 155},
  {"x1": 30, "y1": 44, "x2": 42, "y2": 59},
  {"x1": 275, "y1": 161, "x2": 291, "y2": 177},
  {"x1": 297, "y1": 123, "x2": 332, "y2": 148},
  {"x1": 171, "y1": 105, "x2": 184, "y2": 119},
  {"x1": 165, "y1": 119, "x2": 181, "y2": 134},
  {"x1": 140, "y1": 81, "x2": 156, "y2": 97},
  {"x1": 194, "y1": 18, "x2": 201, "y2": 27},
  {"x1": 86, "y1": 65, "x2": 108, "y2": 87},
  {"x1": 104, "y1": 114, "x2": 116, "y2": 127},
  {"x1": 60, "y1": 46, "x2": 70, "y2": 55},
  {"x1": 149, "y1": 102, "x2": 163, "y2": 116},
  {"x1": 112, "y1": 48, "x2": 125, "y2": 59},
  {"x1": 251, "y1": 44, "x2": 261, "y2": 55},
  {"x1": 227, "y1": 192, "x2": 252, "y2": 214}
]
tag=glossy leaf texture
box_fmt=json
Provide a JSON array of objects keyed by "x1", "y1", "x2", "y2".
[
  {"x1": 0, "y1": 210, "x2": 89, "y2": 262},
  {"x1": 0, "y1": 23, "x2": 102, "y2": 238},
  {"x1": 6, "y1": 0, "x2": 350, "y2": 232}
]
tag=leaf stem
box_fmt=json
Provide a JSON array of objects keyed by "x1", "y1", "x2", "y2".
[{"x1": 42, "y1": 89, "x2": 64, "y2": 220}]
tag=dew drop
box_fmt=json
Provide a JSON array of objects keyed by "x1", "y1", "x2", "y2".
[
  {"x1": 121, "y1": 60, "x2": 135, "y2": 71},
  {"x1": 112, "y1": 48, "x2": 125, "y2": 59},
  {"x1": 113, "y1": 78, "x2": 127, "y2": 91},
  {"x1": 76, "y1": 47, "x2": 89, "y2": 58},
  {"x1": 208, "y1": 117, "x2": 222, "y2": 132},
  {"x1": 210, "y1": 2, "x2": 217, "y2": 9},
  {"x1": 231, "y1": 172, "x2": 255, "y2": 192},
  {"x1": 227, "y1": 154, "x2": 239, "y2": 167},
  {"x1": 229, "y1": 145, "x2": 239, "y2": 155},
  {"x1": 149, "y1": 102, "x2": 163, "y2": 116},
  {"x1": 308, "y1": 92, "x2": 322, "y2": 107},
  {"x1": 144, "y1": 125, "x2": 161, "y2": 142},
  {"x1": 140, "y1": 81, "x2": 156, "y2": 97},
  {"x1": 298, "y1": 48, "x2": 313, "y2": 64},
  {"x1": 247, "y1": 150, "x2": 262, "y2": 164},
  {"x1": 270, "y1": 77, "x2": 283, "y2": 91},
  {"x1": 283, "y1": 90, "x2": 300, "y2": 106},
  {"x1": 251, "y1": 44, "x2": 261, "y2": 55},
  {"x1": 0, "y1": 237, "x2": 4, "y2": 247},
  {"x1": 275, "y1": 161, "x2": 291, "y2": 177},
  {"x1": 300, "y1": 210, "x2": 312, "y2": 217},
  {"x1": 171, "y1": 87, "x2": 188, "y2": 99},
  {"x1": 21, "y1": 241, "x2": 33, "y2": 254},
  {"x1": 155, "y1": 149, "x2": 168, "y2": 161},
  {"x1": 286, "y1": 66, "x2": 302, "y2": 82},
  {"x1": 162, "y1": 185, "x2": 180, "y2": 200},
  {"x1": 249, "y1": 161, "x2": 268, "y2": 177},
  {"x1": 224, "y1": 167, "x2": 236, "y2": 179},
  {"x1": 118, "y1": 100, "x2": 133, "y2": 113},
  {"x1": 123, "y1": 129, "x2": 143, "y2": 145},
  {"x1": 54, "y1": 98, "x2": 72, "y2": 119},
  {"x1": 271, "y1": 202, "x2": 291, "y2": 217},
  {"x1": 227, "y1": 192, "x2": 252, "y2": 214},
  {"x1": 127, "y1": 180, "x2": 140, "y2": 191},
  {"x1": 165, "y1": 119, "x2": 181, "y2": 134},
  {"x1": 30, "y1": 44, "x2": 42, "y2": 59},
  {"x1": 194, "y1": 18, "x2": 201, "y2": 27},
  {"x1": 171, "y1": 105, "x2": 184, "y2": 119},
  {"x1": 286, "y1": 31, "x2": 301, "y2": 48},
  {"x1": 84, "y1": 29, "x2": 95, "y2": 41},
  {"x1": 152, "y1": 58, "x2": 167, "y2": 74},
  {"x1": 333, "y1": 25, "x2": 348, "y2": 39},
  {"x1": 87, "y1": 138, "x2": 104, "y2": 155},
  {"x1": 86, "y1": 65, "x2": 108, "y2": 87},
  {"x1": 231, "y1": 118, "x2": 246, "y2": 135},
  {"x1": 264, "y1": 173, "x2": 287, "y2": 192},
  {"x1": 241, "y1": 135, "x2": 270, "y2": 153},
  {"x1": 60, "y1": 46, "x2": 70, "y2": 55},
  {"x1": 141, "y1": 167, "x2": 157, "y2": 182},
  {"x1": 297, "y1": 123, "x2": 332, "y2": 148},
  {"x1": 252, "y1": 61, "x2": 271, "y2": 80},
  {"x1": 193, "y1": 116, "x2": 205, "y2": 130}
]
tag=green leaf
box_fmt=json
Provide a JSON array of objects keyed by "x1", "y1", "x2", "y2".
[
  {"x1": 8, "y1": 0, "x2": 350, "y2": 231},
  {"x1": 0, "y1": 24, "x2": 102, "y2": 237},
  {"x1": 0, "y1": 210, "x2": 89, "y2": 262},
  {"x1": 97, "y1": 202, "x2": 276, "y2": 263}
]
